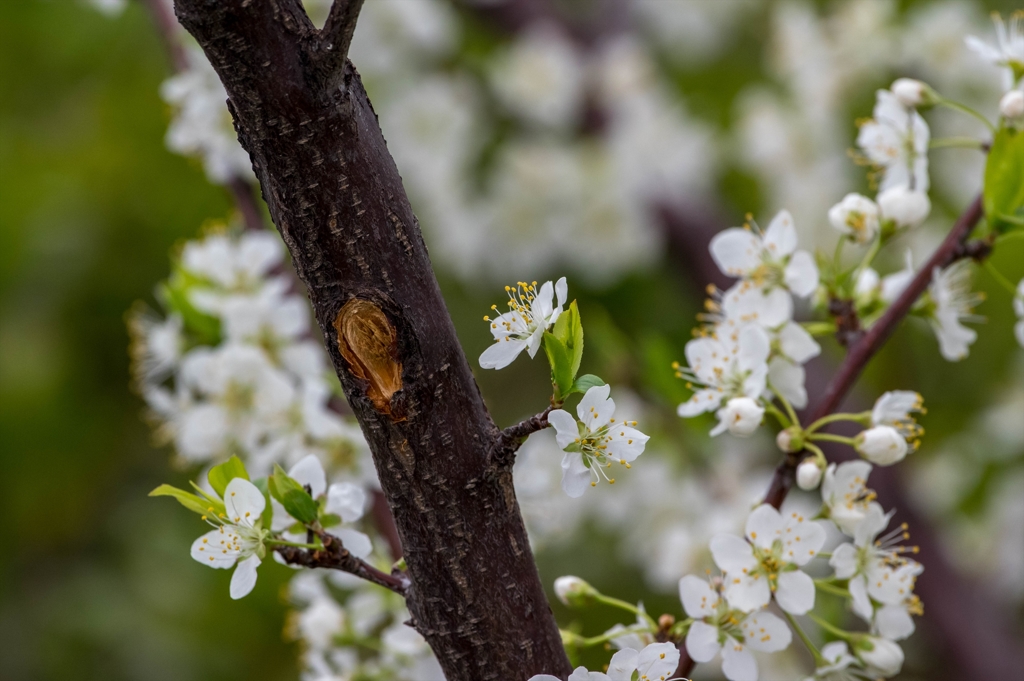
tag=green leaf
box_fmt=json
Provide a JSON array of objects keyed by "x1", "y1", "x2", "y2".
[
  {"x1": 150, "y1": 484, "x2": 224, "y2": 517},
  {"x1": 207, "y1": 455, "x2": 249, "y2": 497},
  {"x1": 570, "y1": 374, "x2": 605, "y2": 396},
  {"x1": 543, "y1": 332, "x2": 574, "y2": 402},
  {"x1": 564, "y1": 301, "x2": 584, "y2": 380},
  {"x1": 984, "y1": 125, "x2": 1024, "y2": 232},
  {"x1": 269, "y1": 464, "x2": 318, "y2": 524},
  {"x1": 158, "y1": 268, "x2": 222, "y2": 344}
]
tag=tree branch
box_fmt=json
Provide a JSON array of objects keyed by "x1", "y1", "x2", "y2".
[
  {"x1": 275, "y1": 529, "x2": 410, "y2": 595},
  {"x1": 761, "y1": 194, "x2": 985, "y2": 509},
  {"x1": 489, "y1": 405, "x2": 554, "y2": 468},
  {"x1": 170, "y1": 1, "x2": 571, "y2": 678},
  {"x1": 312, "y1": 0, "x2": 365, "y2": 91}
]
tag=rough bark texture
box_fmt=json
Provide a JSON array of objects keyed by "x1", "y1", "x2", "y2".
[{"x1": 171, "y1": 1, "x2": 571, "y2": 678}]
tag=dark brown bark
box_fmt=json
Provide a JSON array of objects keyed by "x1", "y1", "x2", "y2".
[{"x1": 170, "y1": 1, "x2": 571, "y2": 678}]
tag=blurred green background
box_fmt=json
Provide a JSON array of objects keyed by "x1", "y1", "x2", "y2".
[{"x1": 1, "y1": 1, "x2": 1022, "y2": 680}]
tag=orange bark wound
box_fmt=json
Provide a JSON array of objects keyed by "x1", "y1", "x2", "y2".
[{"x1": 334, "y1": 299, "x2": 403, "y2": 416}]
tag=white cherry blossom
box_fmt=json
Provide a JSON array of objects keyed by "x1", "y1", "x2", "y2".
[
  {"x1": 855, "y1": 425, "x2": 908, "y2": 466},
  {"x1": 857, "y1": 637, "x2": 904, "y2": 677},
  {"x1": 801, "y1": 641, "x2": 866, "y2": 681},
  {"x1": 965, "y1": 12, "x2": 1024, "y2": 91},
  {"x1": 877, "y1": 186, "x2": 931, "y2": 229},
  {"x1": 871, "y1": 390, "x2": 925, "y2": 452},
  {"x1": 1002, "y1": 89, "x2": 1024, "y2": 119},
  {"x1": 856, "y1": 89, "x2": 930, "y2": 192},
  {"x1": 924, "y1": 260, "x2": 981, "y2": 361},
  {"x1": 529, "y1": 642, "x2": 678, "y2": 681},
  {"x1": 709, "y1": 210, "x2": 819, "y2": 298},
  {"x1": 829, "y1": 505, "x2": 923, "y2": 626},
  {"x1": 890, "y1": 78, "x2": 930, "y2": 108},
  {"x1": 479, "y1": 278, "x2": 568, "y2": 370},
  {"x1": 766, "y1": 321, "x2": 821, "y2": 409},
  {"x1": 191, "y1": 477, "x2": 268, "y2": 599},
  {"x1": 128, "y1": 311, "x2": 183, "y2": 383},
  {"x1": 796, "y1": 460, "x2": 824, "y2": 491},
  {"x1": 821, "y1": 461, "x2": 882, "y2": 537},
  {"x1": 676, "y1": 325, "x2": 771, "y2": 433},
  {"x1": 714, "y1": 397, "x2": 765, "y2": 437},
  {"x1": 181, "y1": 230, "x2": 284, "y2": 299},
  {"x1": 828, "y1": 193, "x2": 880, "y2": 244},
  {"x1": 710, "y1": 504, "x2": 826, "y2": 615},
  {"x1": 679, "y1": 575, "x2": 791, "y2": 681},
  {"x1": 548, "y1": 384, "x2": 648, "y2": 497}
]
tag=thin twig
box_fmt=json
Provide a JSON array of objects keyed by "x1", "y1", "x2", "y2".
[
  {"x1": 275, "y1": 529, "x2": 410, "y2": 596},
  {"x1": 488, "y1": 405, "x2": 554, "y2": 468},
  {"x1": 762, "y1": 194, "x2": 984, "y2": 509}
]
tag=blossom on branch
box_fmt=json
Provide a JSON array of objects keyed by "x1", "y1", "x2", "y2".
[
  {"x1": 479, "y1": 278, "x2": 568, "y2": 370},
  {"x1": 549, "y1": 384, "x2": 648, "y2": 497},
  {"x1": 191, "y1": 477, "x2": 268, "y2": 599},
  {"x1": 856, "y1": 89, "x2": 930, "y2": 192}
]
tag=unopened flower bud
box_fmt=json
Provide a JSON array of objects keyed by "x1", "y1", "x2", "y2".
[
  {"x1": 716, "y1": 397, "x2": 765, "y2": 437},
  {"x1": 878, "y1": 186, "x2": 931, "y2": 229},
  {"x1": 1000, "y1": 90, "x2": 1024, "y2": 120},
  {"x1": 891, "y1": 78, "x2": 932, "y2": 108},
  {"x1": 554, "y1": 575, "x2": 596, "y2": 607},
  {"x1": 857, "y1": 636, "x2": 905, "y2": 676},
  {"x1": 796, "y1": 459, "x2": 824, "y2": 490},
  {"x1": 856, "y1": 425, "x2": 908, "y2": 465},
  {"x1": 775, "y1": 426, "x2": 803, "y2": 453}
]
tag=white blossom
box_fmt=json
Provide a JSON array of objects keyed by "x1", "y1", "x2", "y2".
[
  {"x1": 877, "y1": 185, "x2": 931, "y2": 229},
  {"x1": 161, "y1": 48, "x2": 254, "y2": 185},
  {"x1": 855, "y1": 425, "x2": 908, "y2": 466},
  {"x1": 766, "y1": 321, "x2": 821, "y2": 409},
  {"x1": 714, "y1": 397, "x2": 765, "y2": 437},
  {"x1": 890, "y1": 78, "x2": 930, "y2": 108},
  {"x1": 190, "y1": 477, "x2": 268, "y2": 599},
  {"x1": 871, "y1": 390, "x2": 925, "y2": 452},
  {"x1": 530, "y1": 642, "x2": 679, "y2": 681},
  {"x1": 830, "y1": 505, "x2": 923, "y2": 628},
  {"x1": 1001, "y1": 89, "x2": 1024, "y2": 119},
  {"x1": 796, "y1": 460, "x2": 824, "y2": 491},
  {"x1": 965, "y1": 12, "x2": 1024, "y2": 91},
  {"x1": 801, "y1": 641, "x2": 865, "y2": 681},
  {"x1": 879, "y1": 250, "x2": 916, "y2": 304},
  {"x1": 856, "y1": 89, "x2": 930, "y2": 192},
  {"x1": 548, "y1": 384, "x2": 648, "y2": 497},
  {"x1": 479, "y1": 278, "x2": 568, "y2": 370},
  {"x1": 680, "y1": 575, "x2": 791, "y2": 681},
  {"x1": 181, "y1": 230, "x2": 284, "y2": 303},
  {"x1": 925, "y1": 260, "x2": 981, "y2": 361},
  {"x1": 554, "y1": 575, "x2": 594, "y2": 606},
  {"x1": 129, "y1": 311, "x2": 183, "y2": 383},
  {"x1": 710, "y1": 504, "x2": 826, "y2": 615},
  {"x1": 821, "y1": 461, "x2": 881, "y2": 537},
  {"x1": 489, "y1": 25, "x2": 584, "y2": 129},
  {"x1": 828, "y1": 193, "x2": 880, "y2": 244},
  {"x1": 857, "y1": 637, "x2": 904, "y2": 677},
  {"x1": 709, "y1": 210, "x2": 819, "y2": 298},
  {"x1": 676, "y1": 325, "x2": 771, "y2": 431}
]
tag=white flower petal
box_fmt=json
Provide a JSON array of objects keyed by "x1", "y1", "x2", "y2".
[
  {"x1": 710, "y1": 229, "x2": 762, "y2": 277},
  {"x1": 637, "y1": 641, "x2": 679, "y2": 679},
  {"x1": 560, "y1": 452, "x2": 591, "y2": 498},
  {"x1": 710, "y1": 533, "x2": 758, "y2": 573},
  {"x1": 745, "y1": 504, "x2": 783, "y2": 550},
  {"x1": 479, "y1": 337, "x2": 529, "y2": 369},
  {"x1": 548, "y1": 409, "x2": 579, "y2": 449},
  {"x1": 229, "y1": 554, "x2": 261, "y2": 599},
  {"x1": 224, "y1": 478, "x2": 266, "y2": 525},
  {"x1": 333, "y1": 528, "x2": 373, "y2": 559},
  {"x1": 763, "y1": 210, "x2": 797, "y2": 257},
  {"x1": 775, "y1": 570, "x2": 815, "y2": 615},
  {"x1": 288, "y1": 454, "x2": 327, "y2": 498},
  {"x1": 685, "y1": 621, "x2": 722, "y2": 663},
  {"x1": 325, "y1": 482, "x2": 366, "y2": 523},
  {"x1": 191, "y1": 528, "x2": 239, "y2": 568},
  {"x1": 740, "y1": 610, "x2": 791, "y2": 653},
  {"x1": 721, "y1": 637, "x2": 758, "y2": 681},
  {"x1": 784, "y1": 251, "x2": 819, "y2": 297},
  {"x1": 679, "y1": 575, "x2": 720, "y2": 619}
]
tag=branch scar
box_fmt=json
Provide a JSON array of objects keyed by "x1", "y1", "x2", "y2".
[{"x1": 334, "y1": 298, "x2": 403, "y2": 418}]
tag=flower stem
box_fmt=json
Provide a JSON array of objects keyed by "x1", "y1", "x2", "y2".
[
  {"x1": 805, "y1": 412, "x2": 871, "y2": 434},
  {"x1": 937, "y1": 98, "x2": 996, "y2": 134},
  {"x1": 983, "y1": 260, "x2": 1019, "y2": 295},
  {"x1": 785, "y1": 612, "x2": 824, "y2": 664},
  {"x1": 773, "y1": 390, "x2": 800, "y2": 428},
  {"x1": 593, "y1": 594, "x2": 658, "y2": 629},
  {"x1": 929, "y1": 136, "x2": 986, "y2": 150},
  {"x1": 808, "y1": 612, "x2": 856, "y2": 641},
  {"x1": 562, "y1": 625, "x2": 651, "y2": 648},
  {"x1": 814, "y1": 579, "x2": 849, "y2": 598},
  {"x1": 764, "y1": 403, "x2": 792, "y2": 429},
  {"x1": 802, "y1": 321, "x2": 838, "y2": 336},
  {"x1": 807, "y1": 433, "x2": 857, "y2": 445}
]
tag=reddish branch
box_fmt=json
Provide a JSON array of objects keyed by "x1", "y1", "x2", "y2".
[
  {"x1": 674, "y1": 196, "x2": 988, "y2": 679},
  {"x1": 275, "y1": 529, "x2": 410, "y2": 595},
  {"x1": 489, "y1": 405, "x2": 554, "y2": 468},
  {"x1": 761, "y1": 195, "x2": 984, "y2": 509}
]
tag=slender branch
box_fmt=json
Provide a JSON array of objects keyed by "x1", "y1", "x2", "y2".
[
  {"x1": 312, "y1": 0, "x2": 365, "y2": 90},
  {"x1": 761, "y1": 195, "x2": 984, "y2": 509},
  {"x1": 275, "y1": 529, "x2": 410, "y2": 596},
  {"x1": 227, "y1": 176, "x2": 267, "y2": 232},
  {"x1": 139, "y1": 0, "x2": 189, "y2": 71},
  {"x1": 488, "y1": 405, "x2": 553, "y2": 467},
  {"x1": 370, "y1": 488, "x2": 403, "y2": 560}
]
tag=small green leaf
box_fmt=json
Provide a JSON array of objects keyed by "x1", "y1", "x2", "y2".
[
  {"x1": 543, "y1": 332, "x2": 574, "y2": 401},
  {"x1": 984, "y1": 125, "x2": 1024, "y2": 232},
  {"x1": 207, "y1": 455, "x2": 249, "y2": 497},
  {"x1": 570, "y1": 374, "x2": 605, "y2": 396},
  {"x1": 565, "y1": 301, "x2": 584, "y2": 380},
  {"x1": 150, "y1": 484, "x2": 224, "y2": 517},
  {"x1": 270, "y1": 464, "x2": 318, "y2": 524}
]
